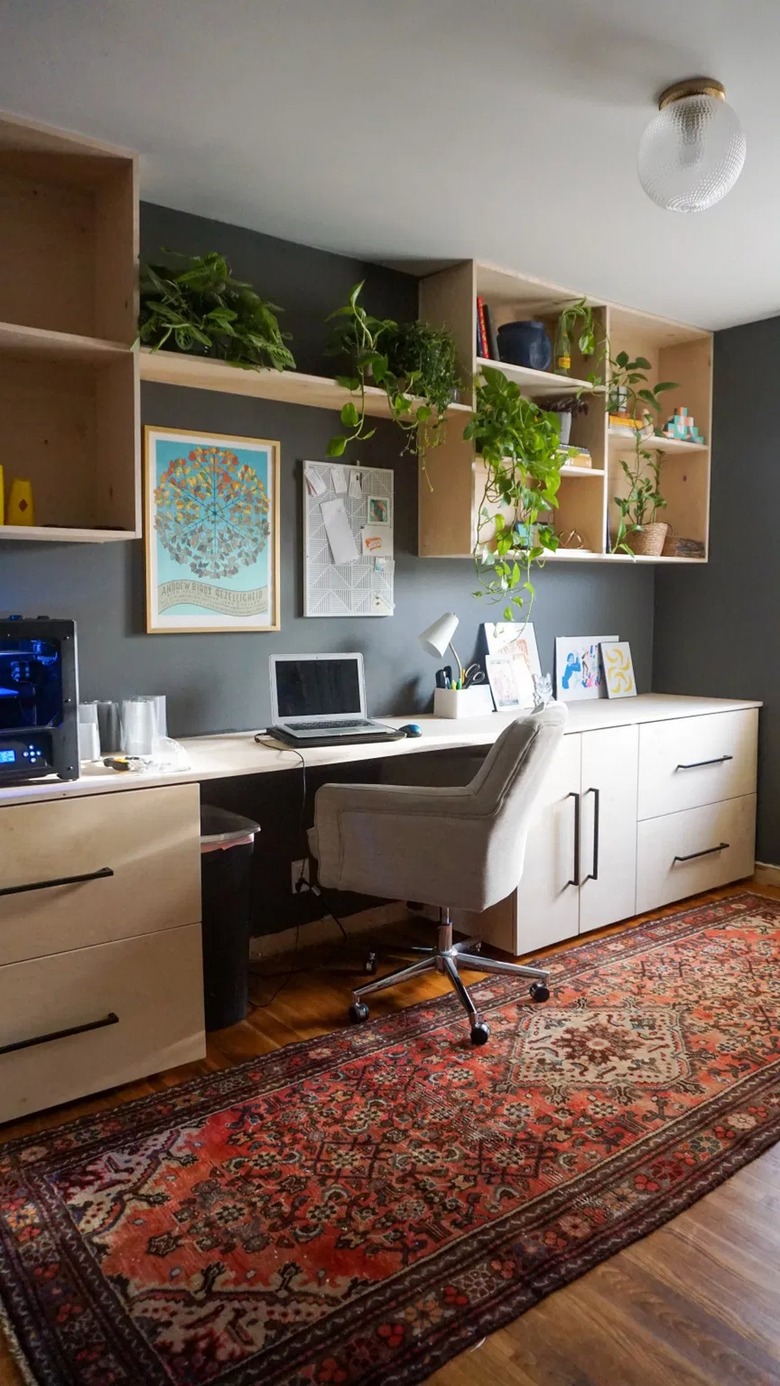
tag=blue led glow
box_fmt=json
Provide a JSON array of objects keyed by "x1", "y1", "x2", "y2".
[{"x1": 0, "y1": 748, "x2": 17, "y2": 764}]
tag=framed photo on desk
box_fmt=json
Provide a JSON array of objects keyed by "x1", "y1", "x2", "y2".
[{"x1": 144, "y1": 426, "x2": 280, "y2": 633}]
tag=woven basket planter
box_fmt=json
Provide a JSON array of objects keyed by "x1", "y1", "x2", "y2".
[{"x1": 625, "y1": 522, "x2": 668, "y2": 556}]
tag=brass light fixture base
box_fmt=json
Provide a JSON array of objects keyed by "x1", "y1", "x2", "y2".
[{"x1": 658, "y1": 78, "x2": 726, "y2": 110}]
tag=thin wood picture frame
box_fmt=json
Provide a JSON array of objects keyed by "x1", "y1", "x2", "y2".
[{"x1": 144, "y1": 425, "x2": 280, "y2": 634}]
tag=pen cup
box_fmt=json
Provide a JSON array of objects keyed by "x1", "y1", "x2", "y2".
[{"x1": 77, "y1": 704, "x2": 101, "y2": 763}]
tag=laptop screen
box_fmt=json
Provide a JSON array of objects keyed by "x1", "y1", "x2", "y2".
[{"x1": 274, "y1": 657, "x2": 363, "y2": 719}]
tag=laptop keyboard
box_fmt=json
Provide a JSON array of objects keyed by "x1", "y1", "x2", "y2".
[{"x1": 294, "y1": 719, "x2": 372, "y2": 731}]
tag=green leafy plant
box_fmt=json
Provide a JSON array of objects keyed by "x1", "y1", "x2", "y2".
[
  {"x1": 138, "y1": 251, "x2": 295, "y2": 372},
  {"x1": 324, "y1": 282, "x2": 459, "y2": 460},
  {"x1": 608, "y1": 352, "x2": 676, "y2": 551},
  {"x1": 554, "y1": 297, "x2": 598, "y2": 375},
  {"x1": 464, "y1": 366, "x2": 564, "y2": 618}
]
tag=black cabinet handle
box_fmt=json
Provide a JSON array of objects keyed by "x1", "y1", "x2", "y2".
[
  {"x1": 673, "y1": 842, "x2": 730, "y2": 864},
  {"x1": 0, "y1": 866, "x2": 114, "y2": 899},
  {"x1": 566, "y1": 791, "x2": 581, "y2": 887},
  {"x1": 0, "y1": 1011, "x2": 119, "y2": 1057},
  {"x1": 584, "y1": 786, "x2": 600, "y2": 882},
  {"x1": 676, "y1": 755, "x2": 733, "y2": 771}
]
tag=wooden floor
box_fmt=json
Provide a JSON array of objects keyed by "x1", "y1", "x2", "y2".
[{"x1": 1, "y1": 883, "x2": 779, "y2": 1386}]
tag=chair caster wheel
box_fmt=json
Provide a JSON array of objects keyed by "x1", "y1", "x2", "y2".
[
  {"x1": 470, "y1": 1022, "x2": 490, "y2": 1046},
  {"x1": 363, "y1": 953, "x2": 378, "y2": 975},
  {"x1": 529, "y1": 982, "x2": 550, "y2": 1003},
  {"x1": 349, "y1": 1001, "x2": 370, "y2": 1024}
]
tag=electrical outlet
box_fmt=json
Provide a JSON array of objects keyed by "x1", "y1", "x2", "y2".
[{"x1": 290, "y1": 858, "x2": 310, "y2": 892}]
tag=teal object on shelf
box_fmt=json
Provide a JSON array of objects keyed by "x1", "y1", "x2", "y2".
[{"x1": 497, "y1": 320, "x2": 552, "y2": 371}]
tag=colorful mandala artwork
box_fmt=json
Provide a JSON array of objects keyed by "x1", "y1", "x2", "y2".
[{"x1": 154, "y1": 445, "x2": 270, "y2": 581}]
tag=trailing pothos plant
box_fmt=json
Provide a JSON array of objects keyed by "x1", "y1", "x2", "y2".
[
  {"x1": 324, "y1": 282, "x2": 460, "y2": 461},
  {"x1": 608, "y1": 351, "x2": 676, "y2": 551},
  {"x1": 465, "y1": 366, "x2": 564, "y2": 619},
  {"x1": 138, "y1": 251, "x2": 295, "y2": 371}
]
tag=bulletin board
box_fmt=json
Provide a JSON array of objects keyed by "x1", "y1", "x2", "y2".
[{"x1": 303, "y1": 460, "x2": 395, "y2": 617}]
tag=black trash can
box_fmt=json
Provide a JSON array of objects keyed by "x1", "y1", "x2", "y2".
[{"x1": 200, "y1": 805, "x2": 261, "y2": 1031}]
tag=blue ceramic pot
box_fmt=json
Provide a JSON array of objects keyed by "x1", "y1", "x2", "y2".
[{"x1": 497, "y1": 320, "x2": 552, "y2": 371}]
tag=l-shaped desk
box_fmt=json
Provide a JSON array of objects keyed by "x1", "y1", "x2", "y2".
[{"x1": 0, "y1": 694, "x2": 761, "y2": 1123}]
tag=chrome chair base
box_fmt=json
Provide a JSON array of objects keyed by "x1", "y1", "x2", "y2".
[{"x1": 349, "y1": 910, "x2": 550, "y2": 1045}]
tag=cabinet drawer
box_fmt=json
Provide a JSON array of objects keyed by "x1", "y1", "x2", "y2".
[
  {"x1": 0, "y1": 784, "x2": 201, "y2": 965},
  {"x1": 636, "y1": 795, "x2": 756, "y2": 914},
  {"x1": 0, "y1": 923, "x2": 205, "y2": 1124},
  {"x1": 638, "y1": 710, "x2": 758, "y2": 820}
]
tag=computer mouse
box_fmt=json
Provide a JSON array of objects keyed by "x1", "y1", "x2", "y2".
[{"x1": 399, "y1": 723, "x2": 423, "y2": 738}]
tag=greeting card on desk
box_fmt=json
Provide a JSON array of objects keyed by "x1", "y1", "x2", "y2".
[
  {"x1": 360, "y1": 525, "x2": 393, "y2": 557},
  {"x1": 321, "y1": 497, "x2": 360, "y2": 564}
]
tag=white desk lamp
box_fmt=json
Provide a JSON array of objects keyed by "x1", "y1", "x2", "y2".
[{"x1": 419, "y1": 611, "x2": 464, "y2": 688}]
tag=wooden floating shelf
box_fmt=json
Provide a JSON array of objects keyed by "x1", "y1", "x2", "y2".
[
  {"x1": 608, "y1": 428, "x2": 708, "y2": 455},
  {"x1": 560, "y1": 465, "x2": 605, "y2": 478},
  {"x1": 0, "y1": 525, "x2": 139, "y2": 544},
  {"x1": 0, "y1": 321, "x2": 129, "y2": 364},
  {"x1": 543, "y1": 549, "x2": 706, "y2": 565},
  {"x1": 475, "y1": 356, "x2": 603, "y2": 396},
  {"x1": 140, "y1": 347, "x2": 472, "y2": 419}
]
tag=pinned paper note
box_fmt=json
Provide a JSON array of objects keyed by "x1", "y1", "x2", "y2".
[
  {"x1": 331, "y1": 466, "x2": 347, "y2": 494},
  {"x1": 360, "y1": 525, "x2": 393, "y2": 557},
  {"x1": 349, "y1": 471, "x2": 363, "y2": 499},
  {"x1": 304, "y1": 464, "x2": 327, "y2": 496},
  {"x1": 321, "y1": 497, "x2": 359, "y2": 565},
  {"x1": 371, "y1": 593, "x2": 394, "y2": 615}
]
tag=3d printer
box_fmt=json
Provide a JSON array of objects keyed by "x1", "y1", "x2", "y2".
[{"x1": 0, "y1": 616, "x2": 79, "y2": 783}]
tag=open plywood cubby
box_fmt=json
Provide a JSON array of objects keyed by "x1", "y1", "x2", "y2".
[
  {"x1": 418, "y1": 261, "x2": 712, "y2": 564},
  {"x1": 0, "y1": 112, "x2": 139, "y2": 542}
]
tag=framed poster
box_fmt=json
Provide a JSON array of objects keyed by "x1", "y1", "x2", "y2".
[{"x1": 144, "y1": 427, "x2": 280, "y2": 633}]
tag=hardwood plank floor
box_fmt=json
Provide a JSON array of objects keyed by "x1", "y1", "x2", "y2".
[{"x1": 1, "y1": 883, "x2": 778, "y2": 1386}]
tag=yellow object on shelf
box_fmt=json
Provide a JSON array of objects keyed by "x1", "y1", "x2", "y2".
[{"x1": 7, "y1": 477, "x2": 35, "y2": 526}]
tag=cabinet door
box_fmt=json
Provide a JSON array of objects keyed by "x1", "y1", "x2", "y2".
[
  {"x1": 578, "y1": 725, "x2": 639, "y2": 934},
  {"x1": 510, "y1": 733, "x2": 582, "y2": 954}
]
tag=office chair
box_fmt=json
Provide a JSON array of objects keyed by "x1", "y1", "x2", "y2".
[{"x1": 308, "y1": 703, "x2": 567, "y2": 1044}]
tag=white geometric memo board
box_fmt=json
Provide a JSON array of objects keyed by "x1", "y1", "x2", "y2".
[{"x1": 303, "y1": 460, "x2": 395, "y2": 617}]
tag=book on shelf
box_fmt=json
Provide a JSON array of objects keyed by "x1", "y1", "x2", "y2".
[
  {"x1": 483, "y1": 302, "x2": 499, "y2": 360},
  {"x1": 476, "y1": 296, "x2": 489, "y2": 358}
]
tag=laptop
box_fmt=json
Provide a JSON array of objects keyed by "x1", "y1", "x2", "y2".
[{"x1": 269, "y1": 653, "x2": 404, "y2": 746}]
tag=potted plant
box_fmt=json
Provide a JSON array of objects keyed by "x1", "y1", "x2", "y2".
[
  {"x1": 464, "y1": 366, "x2": 563, "y2": 618},
  {"x1": 553, "y1": 297, "x2": 598, "y2": 375},
  {"x1": 138, "y1": 251, "x2": 295, "y2": 371},
  {"x1": 608, "y1": 352, "x2": 676, "y2": 555},
  {"x1": 324, "y1": 282, "x2": 460, "y2": 462},
  {"x1": 544, "y1": 394, "x2": 589, "y2": 448}
]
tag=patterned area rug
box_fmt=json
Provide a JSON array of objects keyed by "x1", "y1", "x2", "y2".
[{"x1": 1, "y1": 893, "x2": 779, "y2": 1386}]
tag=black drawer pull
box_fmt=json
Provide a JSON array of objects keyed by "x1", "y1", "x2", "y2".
[
  {"x1": 584, "y1": 786, "x2": 600, "y2": 882},
  {"x1": 676, "y1": 755, "x2": 733, "y2": 771},
  {"x1": 673, "y1": 842, "x2": 730, "y2": 864},
  {"x1": 566, "y1": 791, "x2": 581, "y2": 887},
  {"x1": 0, "y1": 1011, "x2": 119, "y2": 1057},
  {"x1": 0, "y1": 866, "x2": 114, "y2": 899}
]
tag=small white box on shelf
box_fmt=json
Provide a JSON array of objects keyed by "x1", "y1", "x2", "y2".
[{"x1": 433, "y1": 686, "x2": 494, "y2": 719}]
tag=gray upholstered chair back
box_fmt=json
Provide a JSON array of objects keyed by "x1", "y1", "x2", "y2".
[{"x1": 309, "y1": 703, "x2": 567, "y2": 913}]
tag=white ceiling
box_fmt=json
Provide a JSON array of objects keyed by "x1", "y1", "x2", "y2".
[{"x1": 0, "y1": 0, "x2": 777, "y2": 329}]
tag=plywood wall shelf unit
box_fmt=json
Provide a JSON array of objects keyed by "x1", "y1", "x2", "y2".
[
  {"x1": 418, "y1": 260, "x2": 713, "y2": 565},
  {"x1": 139, "y1": 346, "x2": 472, "y2": 421},
  {"x1": 0, "y1": 112, "x2": 139, "y2": 542}
]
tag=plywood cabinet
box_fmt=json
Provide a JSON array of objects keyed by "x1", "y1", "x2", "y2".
[
  {"x1": 0, "y1": 111, "x2": 139, "y2": 542},
  {"x1": 418, "y1": 260, "x2": 712, "y2": 566}
]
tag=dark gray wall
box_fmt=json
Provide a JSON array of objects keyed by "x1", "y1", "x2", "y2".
[
  {"x1": 0, "y1": 203, "x2": 655, "y2": 736},
  {"x1": 654, "y1": 317, "x2": 777, "y2": 861}
]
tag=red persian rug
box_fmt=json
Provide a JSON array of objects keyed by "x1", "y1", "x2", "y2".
[{"x1": 1, "y1": 893, "x2": 779, "y2": 1386}]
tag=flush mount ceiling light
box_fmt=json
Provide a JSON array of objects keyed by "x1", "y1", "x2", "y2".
[{"x1": 638, "y1": 78, "x2": 746, "y2": 213}]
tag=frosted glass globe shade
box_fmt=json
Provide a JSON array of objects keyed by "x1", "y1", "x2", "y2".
[{"x1": 638, "y1": 90, "x2": 745, "y2": 212}]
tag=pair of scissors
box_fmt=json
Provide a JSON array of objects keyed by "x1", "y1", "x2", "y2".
[{"x1": 462, "y1": 664, "x2": 486, "y2": 688}]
